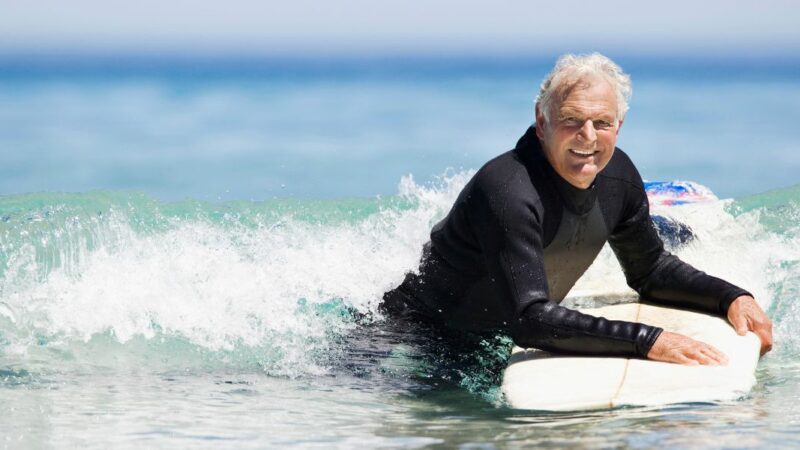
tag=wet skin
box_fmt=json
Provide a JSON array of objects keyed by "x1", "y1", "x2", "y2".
[{"x1": 535, "y1": 77, "x2": 622, "y2": 189}]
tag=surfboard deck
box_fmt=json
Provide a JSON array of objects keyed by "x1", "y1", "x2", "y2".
[{"x1": 501, "y1": 303, "x2": 761, "y2": 411}]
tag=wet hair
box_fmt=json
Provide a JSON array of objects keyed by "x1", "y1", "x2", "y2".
[{"x1": 536, "y1": 53, "x2": 632, "y2": 123}]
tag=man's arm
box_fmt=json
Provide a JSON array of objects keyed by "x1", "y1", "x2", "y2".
[
  {"x1": 608, "y1": 173, "x2": 773, "y2": 356},
  {"x1": 608, "y1": 196, "x2": 749, "y2": 315}
]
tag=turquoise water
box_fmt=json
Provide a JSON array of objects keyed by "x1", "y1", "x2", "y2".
[
  {"x1": 1, "y1": 57, "x2": 800, "y2": 448},
  {"x1": 1, "y1": 56, "x2": 799, "y2": 200},
  {"x1": 1, "y1": 179, "x2": 799, "y2": 448}
]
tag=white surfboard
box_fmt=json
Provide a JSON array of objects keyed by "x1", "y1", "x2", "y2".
[{"x1": 502, "y1": 303, "x2": 761, "y2": 411}]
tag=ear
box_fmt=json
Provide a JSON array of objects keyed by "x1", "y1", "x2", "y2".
[
  {"x1": 616, "y1": 117, "x2": 625, "y2": 135},
  {"x1": 535, "y1": 104, "x2": 545, "y2": 140}
]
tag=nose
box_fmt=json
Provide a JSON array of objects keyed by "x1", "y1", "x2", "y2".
[{"x1": 577, "y1": 120, "x2": 597, "y2": 143}]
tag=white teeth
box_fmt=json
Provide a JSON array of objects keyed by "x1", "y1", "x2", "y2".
[{"x1": 570, "y1": 149, "x2": 596, "y2": 156}]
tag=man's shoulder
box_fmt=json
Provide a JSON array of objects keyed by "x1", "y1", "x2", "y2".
[
  {"x1": 461, "y1": 149, "x2": 543, "y2": 214},
  {"x1": 473, "y1": 149, "x2": 537, "y2": 192},
  {"x1": 599, "y1": 147, "x2": 643, "y2": 188},
  {"x1": 605, "y1": 147, "x2": 636, "y2": 172}
]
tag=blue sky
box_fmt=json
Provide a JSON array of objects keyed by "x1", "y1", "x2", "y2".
[{"x1": 1, "y1": 0, "x2": 798, "y2": 56}]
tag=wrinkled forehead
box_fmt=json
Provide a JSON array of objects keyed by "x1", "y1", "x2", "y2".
[{"x1": 547, "y1": 74, "x2": 618, "y2": 117}]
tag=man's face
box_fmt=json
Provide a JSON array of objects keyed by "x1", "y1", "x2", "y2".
[{"x1": 535, "y1": 78, "x2": 623, "y2": 189}]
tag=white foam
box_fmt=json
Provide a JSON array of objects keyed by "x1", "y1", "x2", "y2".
[
  {"x1": 2, "y1": 173, "x2": 797, "y2": 373},
  {"x1": 0, "y1": 173, "x2": 468, "y2": 375}
]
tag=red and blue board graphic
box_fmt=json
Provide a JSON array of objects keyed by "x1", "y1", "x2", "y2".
[{"x1": 644, "y1": 181, "x2": 717, "y2": 206}]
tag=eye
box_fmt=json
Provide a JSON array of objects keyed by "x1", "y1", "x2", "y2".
[
  {"x1": 594, "y1": 120, "x2": 614, "y2": 130},
  {"x1": 561, "y1": 117, "x2": 582, "y2": 127}
]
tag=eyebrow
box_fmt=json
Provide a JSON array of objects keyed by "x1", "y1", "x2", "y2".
[{"x1": 557, "y1": 109, "x2": 616, "y2": 122}]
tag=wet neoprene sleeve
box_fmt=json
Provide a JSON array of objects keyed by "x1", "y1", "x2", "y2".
[{"x1": 608, "y1": 172, "x2": 752, "y2": 316}]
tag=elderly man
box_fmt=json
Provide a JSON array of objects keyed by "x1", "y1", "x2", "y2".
[{"x1": 381, "y1": 53, "x2": 772, "y2": 365}]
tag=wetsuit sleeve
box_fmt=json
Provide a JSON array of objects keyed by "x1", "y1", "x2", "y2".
[
  {"x1": 608, "y1": 174, "x2": 752, "y2": 316},
  {"x1": 472, "y1": 173, "x2": 663, "y2": 358}
]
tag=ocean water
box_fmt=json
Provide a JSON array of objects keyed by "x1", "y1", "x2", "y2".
[
  {"x1": 1, "y1": 56, "x2": 799, "y2": 448},
  {"x1": 1, "y1": 56, "x2": 799, "y2": 200}
]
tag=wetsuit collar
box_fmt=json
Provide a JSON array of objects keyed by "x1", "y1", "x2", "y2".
[{"x1": 515, "y1": 126, "x2": 598, "y2": 215}]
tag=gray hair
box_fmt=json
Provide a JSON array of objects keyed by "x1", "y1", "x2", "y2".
[{"x1": 536, "y1": 53, "x2": 632, "y2": 123}]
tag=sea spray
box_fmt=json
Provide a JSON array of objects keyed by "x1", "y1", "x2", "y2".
[
  {"x1": 1, "y1": 176, "x2": 799, "y2": 398},
  {"x1": 729, "y1": 186, "x2": 800, "y2": 357},
  {"x1": 0, "y1": 173, "x2": 470, "y2": 379}
]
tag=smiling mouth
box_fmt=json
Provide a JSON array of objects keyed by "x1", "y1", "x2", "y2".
[{"x1": 569, "y1": 149, "x2": 599, "y2": 157}]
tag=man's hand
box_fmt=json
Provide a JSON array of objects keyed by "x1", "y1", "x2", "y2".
[
  {"x1": 647, "y1": 331, "x2": 729, "y2": 366},
  {"x1": 728, "y1": 295, "x2": 773, "y2": 356}
]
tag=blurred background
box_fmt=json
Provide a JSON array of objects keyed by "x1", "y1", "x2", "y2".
[
  {"x1": 1, "y1": 0, "x2": 799, "y2": 200},
  {"x1": 2, "y1": 4, "x2": 800, "y2": 447}
]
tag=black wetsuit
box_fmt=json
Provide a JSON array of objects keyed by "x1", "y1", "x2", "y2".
[{"x1": 381, "y1": 127, "x2": 750, "y2": 358}]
